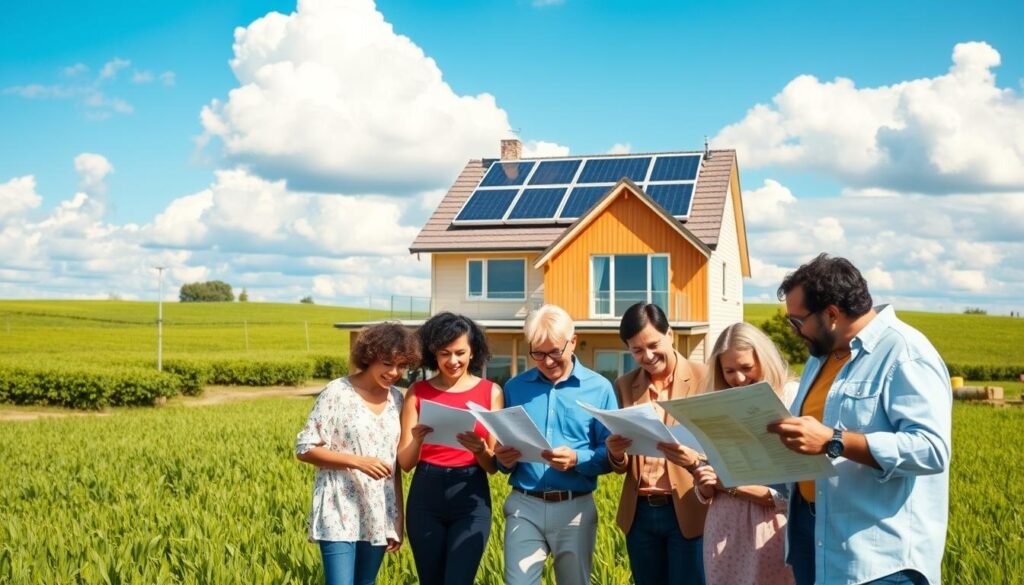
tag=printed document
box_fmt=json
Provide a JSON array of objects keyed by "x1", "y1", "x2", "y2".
[
  {"x1": 418, "y1": 399, "x2": 479, "y2": 450},
  {"x1": 467, "y1": 402, "x2": 552, "y2": 463},
  {"x1": 577, "y1": 401, "x2": 704, "y2": 457}
]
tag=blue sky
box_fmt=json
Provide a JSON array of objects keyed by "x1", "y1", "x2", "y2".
[{"x1": 1, "y1": 0, "x2": 1022, "y2": 312}]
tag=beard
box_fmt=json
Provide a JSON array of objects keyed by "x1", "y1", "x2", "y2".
[{"x1": 803, "y1": 318, "x2": 836, "y2": 358}]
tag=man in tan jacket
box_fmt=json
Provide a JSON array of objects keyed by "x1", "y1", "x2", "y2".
[{"x1": 606, "y1": 302, "x2": 709, "y2": 585}]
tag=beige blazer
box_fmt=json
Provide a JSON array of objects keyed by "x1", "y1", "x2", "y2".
[{"x1": 610, "y1": 352, "x2": 709, "y2": 538}]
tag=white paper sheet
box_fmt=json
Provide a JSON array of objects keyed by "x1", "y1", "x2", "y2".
[
  {"x1": 466, "y1": 402, "x2": 552, "y2": 463},
  {"x1": 658, "y1": 381, "x2": 837, "y2": 487},
  {"x1": 576, "y1": 401, "x2": 704, "y2": 458},
  {"x1": 417, "y1": 399, "x2": 479, "y2": 450}
]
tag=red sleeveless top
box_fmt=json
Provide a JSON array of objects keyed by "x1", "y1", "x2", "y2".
[{"x1": 412, "y1": 378, "x2": 493, "y2": 468}]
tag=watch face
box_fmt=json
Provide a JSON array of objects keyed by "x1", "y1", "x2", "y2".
[{"x1": 826, "y1": 439, "x2": 843, "y2": 458}]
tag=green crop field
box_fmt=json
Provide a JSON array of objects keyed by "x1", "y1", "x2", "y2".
[{"x1": 0, "y1": 397, "x2": 1019, "y2": 584}]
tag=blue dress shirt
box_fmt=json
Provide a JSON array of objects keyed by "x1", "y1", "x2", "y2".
[
  {"x1": 788, "y1": 305, "x2": 952, "y2": 584},
  {"x1": 501, "y1": 356, "x2": 616, "y2": 492}
]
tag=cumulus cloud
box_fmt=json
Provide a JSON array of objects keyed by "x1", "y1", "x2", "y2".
[
  {"x1": 607, "y1": 143, "x2": 631, "y2": 155},
  {"x1": 522, "y1": 140, "x2": 570, "y2": 158},
  {"x1": 0, "y1": 176, "x2": 43, "y2": 221},
  {"x1": 74, "y1": 153, "x2": 114, "y2": 195},
  {"x1": 199, "y1": 0, "x2": 539, "y2": 194},
  {"x1": 99, "y1": 57, "x2": 131, "y2": 80},
  {"x1": 715, "y1": 42, "x2": 1024, "y2": 194},
  {"x1": 742, "y1": 179, "x2": 797, "y2": 228}
]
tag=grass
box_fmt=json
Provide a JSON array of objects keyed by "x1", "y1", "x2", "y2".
[{"x1": 0, "y1": 397, "x2": 1018, "y2": 584}]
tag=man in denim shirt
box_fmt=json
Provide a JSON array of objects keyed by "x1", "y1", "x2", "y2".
[{"x1": 768, "y1": 254, "x2": 951, "y2": 585}]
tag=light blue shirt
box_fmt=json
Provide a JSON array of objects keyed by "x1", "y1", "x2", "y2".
[
  {"x1": 788, "y1": 305, "x2": 952, "y2": 584},
  {"x1": 501, "y1": 356, "x2": 616, "y2": 492}
]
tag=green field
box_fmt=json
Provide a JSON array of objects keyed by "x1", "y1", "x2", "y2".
[{"x1": 1, "y1": 397, "x2": 1018, "y2": 584}]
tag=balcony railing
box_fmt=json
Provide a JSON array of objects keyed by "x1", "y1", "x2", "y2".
[{"x1": 591, "y1": 290, "x2": 693, "y2": 321}]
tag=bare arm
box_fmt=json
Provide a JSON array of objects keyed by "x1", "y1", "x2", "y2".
[
  {"x1": 397, "y1": 388, "x2": 429, "y2": 472},
  {"x1": 470, "y1": 385, "x2": 503, "y2": 473},
  {"x1": 386, "y1": 466, "x2": 403, "y2": 552},
  {"x1": 296, "y1": 446, "x2": 393, "y2": 480}
]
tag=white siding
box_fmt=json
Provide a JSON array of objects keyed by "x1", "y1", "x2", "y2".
[
  {"x1": 706, "y1": 184, "x2": 745, "y2": 352},
  {"x1": 431, "y1": 252, "x2": 544, "y2": 319}
]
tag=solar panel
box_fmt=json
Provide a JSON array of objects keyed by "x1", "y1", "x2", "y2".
[
  {"x1": 528, "y1": 160, "x2": 581, "y2": 185},
  {"x1": 577, "y1": 157, "x2": 652, "y2": 184},
  {"x1": 507, "y1": 188, "x2": 567, "y2": 220},
  {"x1": 455, "y1": 189, "x2": 519, "y2": 222},
  {"x1": 646, "y1": 183, "x2": 695, "y2": 217},
  {"x1": 650, "y1": 155, "x2": 700, "y2": 181},
  {"x1": 480, "y1": 161, "x2": 535, "y2": 187},
  {"x1": 559, "y1": 185, "x2": 612, "y2": 219}
]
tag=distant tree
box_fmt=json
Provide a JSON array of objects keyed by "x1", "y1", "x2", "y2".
[
  {"x1": 106, "y1": 292, "x2": 122, "y2": 301},
  {"x1": 758, "y1": 310, "x2": 809, "y2": 367},
  {"x1": 179, "y1": 280, "x2": 235, "y2": 302},
  {"x1": 300, "y1": 295, "x2": 315, "y2": 305},
  {"x1": 963, "y1": 307, "x2": 987, "y2": 315},
  {"x1": 238, "y1": 289, "x2": 249, "y2": 302}
]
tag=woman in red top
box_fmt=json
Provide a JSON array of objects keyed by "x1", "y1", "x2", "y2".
[{"x1": 398, "y1": 312, "x2": 504, "y2": 585}]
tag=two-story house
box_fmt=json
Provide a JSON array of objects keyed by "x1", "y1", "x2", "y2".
[{"x1": 337, "y1": 139, "x2": 750, "y2": 383}]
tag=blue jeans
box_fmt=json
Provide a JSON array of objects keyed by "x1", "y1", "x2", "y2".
[
  {"x1": 406, "y1": 462, "x2": 491, "y2": 585},
  {"x1": 864, "y1": 570, "x2": 928, "y2": 584},
  {"x1": 318, "y1": 540, "x2": 386, "y2": 585},
  {"x1": 625, "y1": 499, "x2": 705, "y2": 585}
]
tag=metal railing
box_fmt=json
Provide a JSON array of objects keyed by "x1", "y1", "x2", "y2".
[{"x1": 591, "y1": 290, "x2": 692, "y2": 321}]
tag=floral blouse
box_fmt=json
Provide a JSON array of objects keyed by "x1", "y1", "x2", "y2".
[{"x1": 295, "y1": 377, "x2": 403, "y2": 545}]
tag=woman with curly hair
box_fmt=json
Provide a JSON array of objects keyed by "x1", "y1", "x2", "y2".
[
  {"x1": 295, "y1": 322, "x2": 420, "y2": 585},
  {"x1": 397, "y1": 312, "x2": 503, "y2": 585}
]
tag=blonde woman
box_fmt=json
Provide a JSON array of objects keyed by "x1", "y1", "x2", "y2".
[{"x1": 690, "y1": 322, "x2": 796, "y2": 585}]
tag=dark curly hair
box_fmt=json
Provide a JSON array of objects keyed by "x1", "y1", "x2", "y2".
[
  {"x1": 417, "y1": 312, "x2": 491, "y2": 373},
  {"x1": 618, "y1": 302, "x2": 670, "y2": 343},
  {"x1": 350, "y1": 322, "x2": 421, "y2": 372},
  {"x1": 777, "y1": 253, "x2": 873, "y2": 318}
]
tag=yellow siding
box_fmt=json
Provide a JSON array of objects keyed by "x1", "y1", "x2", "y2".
[
  {"x1": 544, "y1": 191, "x2": 708, "y2": 321},
  {"x1": 431, "y1": 252, "x2": 543, "y2": 319}
]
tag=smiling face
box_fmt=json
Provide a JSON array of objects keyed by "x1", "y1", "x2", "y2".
[
  {"x1": 626, "y1": 323, "x2": 674, "y2": 378},
  {"x1": 785, "y1": 284, "x2": 835, "y2": 358},
  {"x1": 529, "y1": 335, "x2": 576, "y2": 382},
  {"x1": 364, "y1": 357, "x2": 406, "y2": 391},
  {"x1": 435, "y1": 333, "x2": 472, "y2": 383},
  {"x1": 719, "y1": 348, "x2": 763, "y2": 389}
]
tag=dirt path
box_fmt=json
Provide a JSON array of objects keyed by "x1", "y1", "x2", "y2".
[{"x1": 0, "y1": 383, "x2": 324, "y2": 422}]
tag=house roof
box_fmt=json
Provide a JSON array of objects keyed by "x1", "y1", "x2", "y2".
[{"x1": 409, "y1": 149, "x2": 738, "y2": 254}]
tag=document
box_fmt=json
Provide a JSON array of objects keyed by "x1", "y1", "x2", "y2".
[
  {"x1": 467, "y1": 403, "x2": 552, "y2": 463},
  {"x1": 417, "y1": 399, "x2": 479, "y2": 450},
  {"x1": 576, "y1": 401, "x2": 704, "y2": 457},
  {"x1": 658, "y1": 382, "x2": 837, "y2": 487}
]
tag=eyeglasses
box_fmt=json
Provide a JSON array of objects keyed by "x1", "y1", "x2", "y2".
[
  {"x1": 787, "y1": 310, "x2": 816, "y2": 332},
  {"x1": 528, "y1": 340, "x2": 570, "y2": 362}
]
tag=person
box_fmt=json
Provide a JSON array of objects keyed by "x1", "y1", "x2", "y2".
[
  {"x1": 604, "y1": 302, "x2": 710, "y2": 585},
  {"x1": 767, "y1": 253, "x2": 952, "y2": 585},
  {"x1": 689, "y1": 322, "x2": 796, "y2": 585},
  {"x1": 295, "y1": 322, "x2": 420, "y2": 585},
  {"x1": 494, "y1": 304, "x2": 617, "y2": 585},
  {"x1": 397, "y1": 312, "x2": 504, "y2": 585}
]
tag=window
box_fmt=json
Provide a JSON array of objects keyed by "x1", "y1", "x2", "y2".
[
  {"x1": 484, "y1": 355, "x2": 528, "y2": 386},
  {"x1": 591, "y1": 254, "x2": 669, "y2": 317},
  {"x1": 594, "y1": 351, "x2": 637, "y2": 382},
  {"x1": 722, "y1": 261, "x2": 727, "y2": 299},
  {"x1": 467, "y1": 259, "x2": 526, "y2": 300}
]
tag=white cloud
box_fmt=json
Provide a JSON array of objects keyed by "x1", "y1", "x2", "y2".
[
  {"x1": 607, "y1": 143, "x2": 631, "y2": 155},
  {"x1": 74, "y1": 153, "x2": 114, "y2": 195},
  {"x1": 863, "y1": 266, "x2": 895, "y2": 291},
  {"x1": 132, "y1": 70, "x2": 154, "y2": 84},
  {"x1": 99, "y1": 57, "x2": 131, "y2": 80},
  {"x1": 715, "y1": 42, "x2": 1024, "y2": 193},
  {"x1": 521, "y1": 140, "x2": 570, "y2": 158},
  {"x1": 63, "y1": 63, "x2": 89, "y2": 77},
  {"x1": 199, "y1": 0, "x2": 547, "y2": 194},
  {"x1": 742, "y1": 179, "x2": 796, "y2": 227},
  {"x1": 0, "y1": 176, "x2": 43, "y2": 221}
]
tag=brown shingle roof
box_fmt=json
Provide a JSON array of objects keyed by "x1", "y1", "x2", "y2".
[{"x1": 409, "y1": 149, "x2": 737, "y2": 254}]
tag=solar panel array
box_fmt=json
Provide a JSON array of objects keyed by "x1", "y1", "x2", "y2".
[{"x1": 453, "y1": 153, "x2": 702, "y2": 225}]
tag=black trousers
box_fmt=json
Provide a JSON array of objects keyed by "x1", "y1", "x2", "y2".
[{"x1": 406, "y1": 461, "x2": 492, "y2": 585}]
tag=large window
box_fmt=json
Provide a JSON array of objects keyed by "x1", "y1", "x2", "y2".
[
  {"x1": 484, "y1": 356, "x2": 528, "y2": 386},
  {"x1": 467, "y1": 259, "x2": 526, "y2": 300},
  {"x1": 594, "y1": 351, "x2": 637, "y2": 382},
  {"x1": 591, "y1": 254, "x2": 669, "y2": 317}
]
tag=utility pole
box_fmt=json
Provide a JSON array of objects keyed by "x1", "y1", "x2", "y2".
[{"x1": 155, "y1": 266, "x2": 165, "y2": 371}]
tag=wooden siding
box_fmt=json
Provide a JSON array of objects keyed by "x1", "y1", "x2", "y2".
[
  {"x1": 543, "y1": 191, "x2": 708, "y2": 322},
  {"x1": 431, "y1": 252, "x2": 544, "y2": 319}
]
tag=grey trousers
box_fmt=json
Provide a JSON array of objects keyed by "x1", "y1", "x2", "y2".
[{"x1": 502, "y1": 490, "x2": 598, "y2": 585}]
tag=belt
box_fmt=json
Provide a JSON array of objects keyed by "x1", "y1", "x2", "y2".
[
  {"x1": 638, "y1": 493, "x2": 672, "y2": 507},
  {"x1": 512, "y1": 486, "x2": 592, "y2": 503},
  {"x1": 415, "y1": 461, "x2": 481, "y2": 476}
]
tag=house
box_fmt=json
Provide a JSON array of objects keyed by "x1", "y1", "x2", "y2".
[{"x1": 336, "y1": 139, "x2": 751, "y2": 383}]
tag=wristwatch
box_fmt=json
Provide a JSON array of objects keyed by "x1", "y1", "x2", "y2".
[{"x1": 825, "y1": 428, "x2": 845, "y2": 459}]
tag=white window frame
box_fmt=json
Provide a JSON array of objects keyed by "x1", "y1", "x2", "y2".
[
  {"x1": 589, "y1": 253, "x2": 671, "y2": 318},
  {"x1": 466, "y1": 258, "x2": 528, "y2": 302}
]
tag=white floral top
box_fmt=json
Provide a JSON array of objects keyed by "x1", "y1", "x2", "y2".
[{"x1": 295, "y1": 377, "x2": 403, "y2": 545}]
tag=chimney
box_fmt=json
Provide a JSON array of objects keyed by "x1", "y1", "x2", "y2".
[{"x1": 501, "y1": 139, "x2": 522, "y2": 161}]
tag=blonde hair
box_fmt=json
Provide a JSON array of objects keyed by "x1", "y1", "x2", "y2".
[
  {"x1": 703, "y1": 322, "x2": 789, "y2": 395},
  {"x1": 524, "y1": 304, "x2": 575, "y2": 347}
]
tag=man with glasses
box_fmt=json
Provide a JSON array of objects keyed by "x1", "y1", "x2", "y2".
[
  {"x1": 767, "y1": 254, "x2": 952, "y2": 585},
  {"x1": 495, "y1": 304, "x2": 617, "y2": 585}
]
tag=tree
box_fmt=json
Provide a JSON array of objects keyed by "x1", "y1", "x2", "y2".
[
  {"x1": 300, "y1": 295, "x2": 315, "y2": 304},
  {"x1": 179, "y1": 280, "x2": 235, "y2": 302},
  {"x1": 239, "y1": 289, "x2": 249, "y2": 302},
  {"x1": 758, "y1": 309, "x2": 809, "y2": 368}
]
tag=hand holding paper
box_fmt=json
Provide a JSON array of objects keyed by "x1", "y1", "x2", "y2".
[
  {"x1": 417, "y1": 400, "x2": 478, "y2": 450},
  {"x1": 467, "y1": 402, "x2": 552, "y2": 463},
  {"x1": 577, "y1": 401, "x2": 704, "y2": 458}
]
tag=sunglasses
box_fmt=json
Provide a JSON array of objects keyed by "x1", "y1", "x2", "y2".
[
  {"x1": 787, "y1": 310, "x2": 817, "y2": 332},
  {"x1": 528, "y1": 340, "x2": 570, "y2": 362}
]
